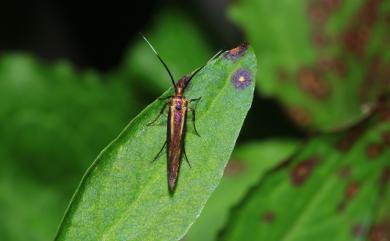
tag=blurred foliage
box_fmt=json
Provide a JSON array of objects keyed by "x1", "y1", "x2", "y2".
[
  {"x1": 122, "y1": 9, "x2": 213, "y2": 94},
  {"x1": 219, "y1": 101, "x2": 390, "y2": 241},
  {"x1": 0, "y1": 54, "x2": 134, "y2": 240},
  {"x1": 369, "y1": 179, "x2": 390, "y2": 240},
  {"x1": 229, "y1": 0, "x2": 390, "y2": 131},
  {"x1": 0, "y1": 161, "x2": 65, "y2": 241},
  {"x1": 0, "y1": 55, "x2": 134, "y2": 187},
  {"x1": 55, "y1": 46, "x2": 256, "y2": 241},
  {"x1": 186, "y1": 140, "x2": 299, "y2": 241}
]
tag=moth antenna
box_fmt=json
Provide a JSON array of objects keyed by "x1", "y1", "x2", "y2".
[
  {"x1": 140, "y1": 32, "x2": 177, "y2": 89},
  {"x1": 208, "y1": 50, "x2": 223, "y2": 63},
  {"x1": 184, "y1": 49, "x2": 224, "y2": 89}
]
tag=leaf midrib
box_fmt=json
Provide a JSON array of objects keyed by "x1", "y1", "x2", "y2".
[{"x1": 100, "y1": 63, "x2": 233, "y2": 240}]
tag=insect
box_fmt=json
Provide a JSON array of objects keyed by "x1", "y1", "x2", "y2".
[{"x1": 141, "y1": 34, "x2": 221, "y2": 193}]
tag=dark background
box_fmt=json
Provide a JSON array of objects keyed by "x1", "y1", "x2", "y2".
[{"x1": 0, "y1": 0, "x2": 302, "y2": 140}]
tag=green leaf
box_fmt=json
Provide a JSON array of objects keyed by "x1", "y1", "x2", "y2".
[
  {"x1": 0, "y1": 54, "x2": 135, "y2": 241},
  {"x1": 228, "y1": 0, "x2": 390, "y2": 131},
  {"x1": 185, "y1": 139, "x2": 300, "y2": 241},
  {"x1": 122, "y1": 9, "x2": 213, "y2": 94},
  {"x1": 0, "y1": 164, "x2": 66, "y2": 241},
  {"x1": 55, "y1": 46, "x2": 257, "y2": 241},
  {"x1": 0, "y1": 54, "x2": 134, "y2": 187},
  {"x1": 220, "y1": 104, "x2": 390, "y2": 241}
]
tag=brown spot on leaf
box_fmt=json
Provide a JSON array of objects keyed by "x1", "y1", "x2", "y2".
[
  {"x1": 297, "y1": 68, "x2": 330, "y2": 100},
  {"x1": 337, "y1": 125, "x2": 366, "y2": 152},
  {"x1": 262, "y1": 211, "x2": 275, "y2": 223},
  {"x1": 337, "y1": 181, "x2": 360, "y2": 212},
  {"x1": 366, "y1": 143, "x2": 384, "y2": 159},
  {"x1": 380, "y1": 167, "x2": 390, "y2": 189},
  {"x1": 342, "y1": 25, "x2": 371, "y2": 57},
  {"x1": 359, "y1": 57, "x2": 389, "y2": 102},
  {"x1": 307, "y1": 0, "x2": 342, "y2": 26},
  {"x1": 352, "y1": 224, "x2": 366, "y2": 238},
  {"x1": 277, "y1": 69, "x2": 289, "y2": 83},
  {"x1": 323, "y1": 0, "x2": 342, "y2": 11},
  {"x1": 338, "y1": 166, "x2": 352, "y2": 179},
  {"x1": 382, "y1": 132, "x2": 390, "y2": 146},
  {"x1": 341, "y1": 0, "x2": 380, "y2": 57},
  {"x1": 376, "y1": 98, "x2": 390, "y2": 120},
  {"x1": 312, "y1": 31, "x2": 330, "y2": 47},
  {"x1": 379, "y1": 105, "x2": 390, "y2": 122},
  {"x1": 346, "y1": 181, "x2": 360, "y2": 200},
  {"x1": 318, "y1": 58, "x2": 346, "y2": 77},
  {"x1": 291, "y1": 156, "x2": 320, "y2": 186},
  {"x1": 307, "y1": 3, "x2": 329, "y2": 25},
  {"x1": 223, "y1": 43, "x2": 248, "y2": 62},
  {"x1": 224, "y1": 160, "x2": 246, "y2": 176},
  {"x1": 286, "y1": 105, "x2": 312, "y2": 127},
  {"x1": 369, "y1": 219, "x2": 390, "y2": 241}
]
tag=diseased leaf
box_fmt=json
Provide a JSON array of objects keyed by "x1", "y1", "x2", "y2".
[
  {"x1": 55, "y1": 45, "x2": 256, "y2": 241},
  {"x1": 220, "y1": 101, "x2": 390, "y2": 241},
  {"x1": 185, "y1": 140, "x2": 300, "y2": 241},
  {"x1": 228, "y1": 0, "x2": 390, "y2": 131}
]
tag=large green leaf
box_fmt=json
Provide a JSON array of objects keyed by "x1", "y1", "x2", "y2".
[
  {"x1": 55, "y1": 45, "x2": 256, "y2": 241},
  {"x1": 220, "y1": 103, "x2": 390, "y2": 241},
  {"x1": 185, "y1": 140, "x2": 300, "y2": 241},
  {"x1": 229, "y1": 0, "x2": 390, "y2": 131}
]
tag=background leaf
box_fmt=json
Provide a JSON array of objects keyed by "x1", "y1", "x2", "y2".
[
  {"x1": 367, "y1": 159, "x2": 390, "y2": 240},
  {"x1": 228, "y1": 0, "x2": 390, "y2": 131},
  {"x1": 220, "y1": 101, "x2": 390, "y2": 241},
  {"x1": 185, "y1": 139, "x2": 300, "y2": 241},
  {"x1": 55, "y1": 46, "x2": 256, "y2": 241},
  {"x1": 0, "y1": 54, "x2": 134, "y2": 241},
  {"x1": 121, "y1": 9, "x2": 213, "y2": 94}
]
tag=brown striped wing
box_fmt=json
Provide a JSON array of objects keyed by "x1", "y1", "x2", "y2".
[{"x1": 167, "y1": 98, "x2": 187, "y2": 191}]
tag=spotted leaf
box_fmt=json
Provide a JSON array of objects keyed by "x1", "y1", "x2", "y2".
[
  {"x1": 220, "y1": 101, "x2": 390, "y2": 241},
  {"x1": 55, "y1": 46, "x2": 256, "y2": 241},
  {"x1": 229, "y1": 0, "x2": 390, "y2": 131}
]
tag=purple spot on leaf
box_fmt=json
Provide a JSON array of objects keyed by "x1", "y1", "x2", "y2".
[{"x1": 232, "y1": 68, "x2": 252, "y2": 89}]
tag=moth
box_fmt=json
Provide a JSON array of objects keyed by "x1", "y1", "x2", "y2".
[{"x1": 141, "y1": 34, "x2": 221, "y2": 193}]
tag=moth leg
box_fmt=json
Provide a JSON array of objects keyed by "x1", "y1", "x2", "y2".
[
  {"x1": 189, "y1": 97, "x2": 202, "y2": 137},
  {"x1": 152, "y1": 141, "x2": 167, "y2": 163},
  {"x1": 189, "y1": 97, "x2": 202, "y2": 103},
  {"x1": 183, "y1": 145, "x2": 192, "y2": 168},
  {"x1": 147, "y1": 102, "x2": 169, "y2": 126}
]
